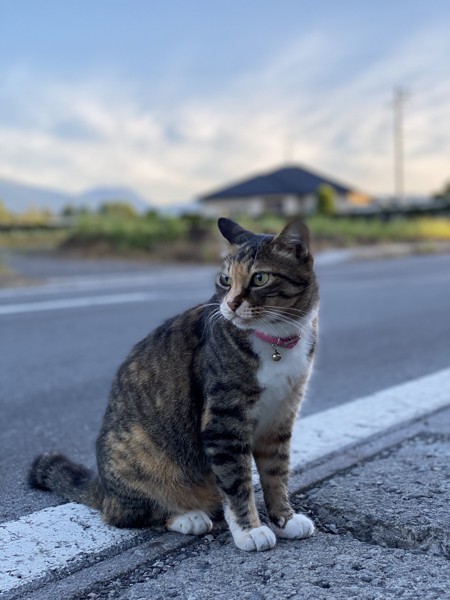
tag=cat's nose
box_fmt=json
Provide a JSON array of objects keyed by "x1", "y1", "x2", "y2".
[{"x1": 227, "y1": 299, "x2": 241, "y2": 312}]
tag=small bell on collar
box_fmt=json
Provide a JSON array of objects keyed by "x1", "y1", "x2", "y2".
[{"x1": 271, "y1": 345, "x2": 282, "y2": 362}]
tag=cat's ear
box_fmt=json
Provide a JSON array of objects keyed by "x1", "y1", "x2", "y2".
[
  {"x1": 217, "y1": 218, "x2": 253, "y2": 245},
  {"x1": 272, "y1": 220, "x2": 311, "y2": 258}
]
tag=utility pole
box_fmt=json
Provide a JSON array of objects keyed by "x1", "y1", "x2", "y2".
[{"x1": 393, "y1": 87, "x2": 406, "y2": 206}]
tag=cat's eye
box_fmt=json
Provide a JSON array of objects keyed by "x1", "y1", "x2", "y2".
[
  {"x1": 252, "y1": 272, "x2": 269, "y2": 287},
  {"x1": 219, "y1": 273, "x2": 232, "y2": 287}
]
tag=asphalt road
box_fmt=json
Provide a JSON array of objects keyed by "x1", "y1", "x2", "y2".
[{"x1": 1, "y1": 252, "x2": 450, "y2": 524}]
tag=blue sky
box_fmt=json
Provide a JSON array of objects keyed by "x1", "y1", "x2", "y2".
[{"x1": 1, "y1": 0, "x2": 449, "y2": 205}]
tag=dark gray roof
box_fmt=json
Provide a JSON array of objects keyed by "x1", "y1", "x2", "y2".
[{"x1": 200, "y1": 165, "x2": 353, "y2": 201}]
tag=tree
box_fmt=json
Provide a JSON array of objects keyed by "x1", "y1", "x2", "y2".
[
  {"x1": 434, "y1": 181, "x2": 450, "y2": 203},
  {"x1": 21, "y1": 205, "x2": 53, "y2": 224},
  {"x1": 61, "y1": 204, "x2": 77, "y2": 217},
  {"x1": 0, "y1": 201, "x2": 13, "y2": 224},
  {"x1": 316, "y1": 185, "x2": 336, "y2": 216}
]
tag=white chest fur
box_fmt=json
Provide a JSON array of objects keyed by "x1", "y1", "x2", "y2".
[{"x1": 251, "y1": 313, "x2": 315, "y2": 438}]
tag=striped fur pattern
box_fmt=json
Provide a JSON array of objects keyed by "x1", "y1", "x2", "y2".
[{"x1": 29, "y1": 218, "x2": 319, "y2": 552}]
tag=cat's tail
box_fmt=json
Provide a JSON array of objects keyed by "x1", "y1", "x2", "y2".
[{"x1": 28, "y1": 453, "x2": 104, "y2": 510}]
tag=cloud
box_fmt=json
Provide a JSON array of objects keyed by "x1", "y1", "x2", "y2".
[{"x1": 0, "y1": 26, "x2": 449, "y2": 205}]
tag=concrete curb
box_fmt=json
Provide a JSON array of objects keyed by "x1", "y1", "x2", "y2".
[{"x1": 3, "y1": 370, "x2": 449, "y2": 599}]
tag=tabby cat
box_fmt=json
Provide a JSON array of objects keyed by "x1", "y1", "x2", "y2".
[{"x1": 29, "y1": 218, "x2": 319, "y2": 552}]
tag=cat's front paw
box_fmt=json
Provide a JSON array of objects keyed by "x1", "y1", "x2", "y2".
[
  {"x1": 269, "y1": 513, "x2": 315, "y2": 539},
  {"x1": 167, "y1": 510, "x2": 213, "y2": 535},
  {"x1": 232, "y1": 525, "x2": 277, "y2": 552}
]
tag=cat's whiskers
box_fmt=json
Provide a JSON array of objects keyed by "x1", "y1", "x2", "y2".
[
  {"x1": 265, "y1": 317, "x2": 306, "y2": 337},
  {"x1": 265, "y1": 311, "x2": 306, "y2": 325},
  {"x1": 250, "y1": 304, "x2": 301, "y2": 338},
  {"x1": 205, "y1": 309, "x2": 221, "y2": 330},
  {"x1": 266, "y1": 305, "x2": 311, "y2": 316},
  {"x1": 186, "y1": 302, "x2": 221, "y2": 316},
  {"x1": 263, "y1": 306, "x2": 314, "y2": 327},
  {"x1": 257, "y1": 314, "x2": 292, "y2": 343},
  {"x1": 263, "y1": 308, "x2": 305, "y2": 322},
  {"x1": 249, "y1": 303, "x2": 309, "y2": 336},
  {"x1": 264, "y1": 321, "x2": 303, "y2": 341},
  {"x1": 260, "y1": 316, "x2": 310, "y2": 346},
  {"x1": 262, "y1": 310, "x2": 310, "y2": 335},
  {"x1": 268, "y1": 306, "x2": 306, "y2": 315},
  {"x1": 203, "y1": 308, "x2": 223, "y2": 339},
  {"x1": 174, "y1": 302, "x2": 222, "y2": 339}
]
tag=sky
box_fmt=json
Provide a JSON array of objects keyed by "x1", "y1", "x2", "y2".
[{"x1": 0, "y1": 0, "x2": 449, "y2": 206}]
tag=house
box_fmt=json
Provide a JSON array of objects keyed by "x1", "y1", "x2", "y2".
[{"x1": 198, "y1": 164, "x2": 372, "y2": 217}]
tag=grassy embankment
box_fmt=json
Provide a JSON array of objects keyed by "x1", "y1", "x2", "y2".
[
  {"x1": 245, "y1": 213, "x2": 450, "y2": 245},
  {"x1": 60, "y1": 213, "x2": 450, "y2": 259},
  {"x1": 2, "y1": 213, "x2": 450, "y2": 262}
]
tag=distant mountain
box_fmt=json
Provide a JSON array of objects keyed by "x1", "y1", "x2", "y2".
[
  {"x1": 0, "y1": 179, "x2": 73, "y2": 214},
  {"x1": 0, "y1": 178, "x2": 152, "y2": 214}
]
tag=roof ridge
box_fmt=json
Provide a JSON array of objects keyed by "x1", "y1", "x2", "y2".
[{"x1": 199, "y1": 164, "x2": 361, "y2": 201}]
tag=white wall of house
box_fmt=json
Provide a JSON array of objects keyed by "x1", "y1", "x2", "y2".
[
  {"x1": 201, "y1": 197, "x2": 264, "y2": 217},
  {"x1": 298, "y1": 195, "x2": 317, "y2": 214},
  {"x1": 282, "y1": 195, "x2": 299, "y2": 215},
  {"x1": 201, "y1": 191, "x2": 354, "y2": 217},
  {"x1": 335, "y1": 194, "x2": 352, "y2": 212}
]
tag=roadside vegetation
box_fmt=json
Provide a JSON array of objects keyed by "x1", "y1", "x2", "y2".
[
  {"x1": 1, "y1": 197, "x2": 450, "y2": 263},
  {"x1": 63, "y1": 211, "x2": 219, "y2": 262}
]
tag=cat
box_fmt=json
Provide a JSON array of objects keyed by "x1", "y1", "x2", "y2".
[{"x1": 29, "y1": 217, "x2": 319, "y2": 552}]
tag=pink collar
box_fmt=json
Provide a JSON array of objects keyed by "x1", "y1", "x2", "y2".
[{"x1": 253, "y1": 330, "x2": 301, "y2": 349}]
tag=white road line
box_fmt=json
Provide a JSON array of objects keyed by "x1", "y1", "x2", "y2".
[
  {"x1": 0, "y1": 268, "x2": 217, "y2": 300},
  {"x1": 0, "y1": 250, "x2": 347, "y2": 302},
  {"x1": 1, "y1": 368, "x2": 450, "y2": 594},
  {"x1": 291, "y1": 367, "x2": 450, "y2": 465},
  {"x1": 0, "y1": 291, "x2": 203, "y2": 316},
  {"x1": 0, "y1": 504, "x2": 139, "y2": 593},
  {"x1": 0, "y1": 292, "x2": 159, "y2": 315}
]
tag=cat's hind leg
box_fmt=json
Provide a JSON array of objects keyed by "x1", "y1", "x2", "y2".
[
  {"x1": 166, "y1": 510, "x2": 213, "y2": 535},
  {"x1": 101, "y1": 494, "x2": 156, "y2": 528}
]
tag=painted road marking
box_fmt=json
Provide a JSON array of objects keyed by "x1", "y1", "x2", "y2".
[
  {"x1": 0, "y1": 250, "x2": 346, "y2": 302},
  {"x1": 291, "y1": 367, "x2": 450, "y2": 465},
  {"x1": 0, "y1": 504, "x2": 140, "y2": 594},
  {"x1": 0, "y1": 250, "x2": 355, "y2": 314},
  {"x1": 0, "y1": 290, "x2": 204, "y2": 316},
  {"x1": 0, "y1": 292, "x2": 159, "y2": 315},
  {"x1": 0, "y1": 268, "x2": 217, "y2": 300},
  {"x1": 1, "y1": 367, "x2": 450, "y2": 594}
]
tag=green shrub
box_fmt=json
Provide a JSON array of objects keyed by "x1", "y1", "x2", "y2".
[
  {"x1": 58, "y1": 211, "x2": 450, "y2": 258},
  {"x1": 316, "y1": 185, "x2": 336, "y2": 216},
  {"x1": 66, "y1": 213, "x2": 190, "y2": 252}
]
